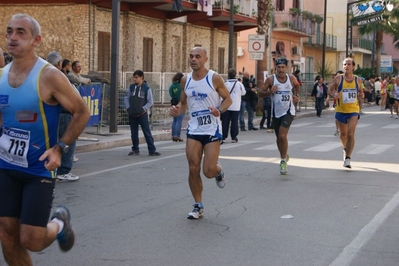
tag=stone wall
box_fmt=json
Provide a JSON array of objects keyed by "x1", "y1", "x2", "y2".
[{"x1": 0, "y1": 3, "x2": 232, "y2": 122}]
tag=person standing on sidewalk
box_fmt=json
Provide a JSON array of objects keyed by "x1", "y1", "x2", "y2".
[
  {"x1": 0, "y1": 14, "x2": 90, "y2": 265},
  {"x1": 311, "y1": 76, "x2": 328, "y2": 117},
  {"x1": 46, "y1": 51, "x2": 80, "y2": 181},
  {"x1": 328, "y1": 57, "x2": 363, "y2": 169},
  {"x1": 124, "y1": 70, "x2": 160, "y2": 156},
  {"x1": 239, "y1": 71, "x2": 258, "y2": 131},
  {"x1": 221, "y1": 68, "x2": 246, "y2": 143},
  {"x1": 259, "y1": 57, "x2": 300, "y2": 175},
  {"x1": 169, "y1": 72, "x2": 185, "y2": 142},
  {"x1": 169, "y1": 47, "x2": 232, "y2": 219}
]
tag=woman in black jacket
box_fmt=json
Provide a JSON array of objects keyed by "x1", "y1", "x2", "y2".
[{"x1": 311, "y1": 76, "x2": 328, "y2": 117}]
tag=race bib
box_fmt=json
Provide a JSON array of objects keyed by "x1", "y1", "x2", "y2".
[
  {"x1": 0, "y1": 127, "x2": 30, "y2": 168},
  {"x1": 275, "y1": 91, "x2": 291, "y2": 106},
  {"x1": 342, "y1": 89, "x2": 357, "y2": 104},
  {"x1": 191, "y1": 109, "x2": 212, "y2": 128}
]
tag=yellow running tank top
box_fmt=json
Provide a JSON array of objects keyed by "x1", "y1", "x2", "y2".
[{"x1": 335, "y1": 75, "x2": 360, "y2": 113}]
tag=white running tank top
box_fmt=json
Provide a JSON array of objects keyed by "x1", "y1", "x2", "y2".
[
  {"x1": 185, "y1": 70, "x2": 222, "y2": 135},
  {"x1": 271, "y1": 74, "x2": 296, "y2": 118}
]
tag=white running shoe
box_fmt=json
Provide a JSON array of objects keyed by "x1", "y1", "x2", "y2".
[
  {"x1": 343, "y1": 158, "x2": 351, "y2": 169},
  {"x1": 215, "y1": 161, "x2": 225, "y2": 188},
  {"x1": 390, "y1": 114, "x2": 393, "y2": 118},
  {"x1": 334, "y1": 130, "x2": 340, "y2": 136},
  {"x1": 279, "y1": 154, "x2": 290, "y2": 175},
  {"x1": 187, "y1": 204, "x2": 204, "y2": 219},
  {"x1": 73, "y1": 156, "x2": 79, "y2": 162},
  {"x1": 57, "y1": 173, "x2": 80, "y2": 181}
]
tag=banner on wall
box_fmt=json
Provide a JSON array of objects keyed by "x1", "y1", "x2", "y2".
[{"x1": 78, "y1": 83, "x2": 102, "y2": 127}]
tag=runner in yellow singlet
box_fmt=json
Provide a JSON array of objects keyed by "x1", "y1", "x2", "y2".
[{"x1": 328, "y1": 58, "x2": 363, "y2": 169}]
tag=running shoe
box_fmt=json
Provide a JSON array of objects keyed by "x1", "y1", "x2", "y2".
[
  {"x1": 73, "y1": 156, "x2": 79, "y2": 162},
  {"x1": 344, "y1": 158, "x2": 351, "y2": 169},
  {"x1": 390, "y1": 114, "x2": 393, "y2": 118},
  {"x1": 57, "y1": 173, "x2": 80, "y2": 181},
  {"x1": 51, "y1": 206, "x2": 75, "y2": 252},
  {"x1": 334, "y1": 130, "x2": 340, "y2": 136},
  {"x1": 279, "y1": 154, "x2": 290, "y2": 175},
  {"x1": 187, "y1": 204, "x2": 204, "y2": 219},
  {"x1": 215, "y1": 170, "x2": 225, "y2": 188},
  {"x1": 343, "y1": 149, "x2": 346, "y2": 161}
]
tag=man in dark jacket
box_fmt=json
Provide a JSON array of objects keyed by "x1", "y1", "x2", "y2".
[
  {"x1": 124, "y1": 70, "x2": 160, "y2": 156},
  {"x1": 239, "y1": 71, "x2": 258, "y2": 131}
]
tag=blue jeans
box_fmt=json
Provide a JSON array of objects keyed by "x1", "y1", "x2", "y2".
[
  {"x1": 315, "y1": 97, "x2": 324, "y2": 116},
  {"x1": 57, "y1": 113, "x2": 76, "y2": 175},
  {"x1": 239, "y1": 101, "x2": 254, "y2": 129},
  {"x1": 171, "y1": 113, "x2": 185, "y2": 138},
  {"x1": 129, "y1": 113, "x2": 156, "y2": 153}
]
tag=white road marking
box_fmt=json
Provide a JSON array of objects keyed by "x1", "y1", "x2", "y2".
[
  {"x1": 382, "y1": 124, "x2": 399, "y2": 129},
  {"x1": 291, "y1": 122, "x2": 315, "y2": 128},
  {"x1": 254, "y1": 141, "x2": 304, "y2": 150},
  {"x1": 356, "y1": 144, "x2": 394, "y2": 155},
  {"x1": 304, "y1": 141, "x2": 342, "y2": 152}
]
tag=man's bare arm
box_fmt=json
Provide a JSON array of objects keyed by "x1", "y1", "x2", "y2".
[
  {"x1": 258, "y1": 76, "x2": 273, "y2": 98},
  {"x1": 41, "y1": 66, "x2": 90, "y2": 145}
]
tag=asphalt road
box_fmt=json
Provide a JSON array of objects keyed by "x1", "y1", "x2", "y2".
[{"x1": 2, "y1": 105, "x2": 399, "y2": 266}]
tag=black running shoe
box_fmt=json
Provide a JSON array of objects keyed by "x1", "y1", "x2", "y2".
[{"x1": 51, "y1": 205, "x2": 75, "y2": 252}]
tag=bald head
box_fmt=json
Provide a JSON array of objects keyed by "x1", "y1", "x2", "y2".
[{"x1": 243, "y1": 71, "x2": 250, "y2": 78}]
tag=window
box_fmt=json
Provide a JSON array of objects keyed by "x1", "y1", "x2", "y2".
[
  {"x1": 292, "y1": 0, "x2": 300, "y2": 9},
  {"x1": 218, "y1": 47, "x2": 225, "y2": 74},
  {"x1": 143, "y1": 38, "x2": 153, "y2": 72},
  {"x1": 98, "y1": 32, "x2": 110, "y2": 71},
  {"x1": 276, "y1": 0, "x2": 285, "y2": 11}
]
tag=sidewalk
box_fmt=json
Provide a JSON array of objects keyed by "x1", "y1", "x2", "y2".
[{"x1": 75, "y1": 105, "x2": 339, "y2": 153}]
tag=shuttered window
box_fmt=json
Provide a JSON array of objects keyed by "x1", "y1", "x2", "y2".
[
  {"x1": 143, "y1": 38, "x2": 153, "y2": 72},
  {"x1": 98, "y1": 31, "x2": 110, "y2": 71}
]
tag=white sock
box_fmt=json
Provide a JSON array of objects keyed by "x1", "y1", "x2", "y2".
[{"x1": 52, "y1": 218, "x2": 64, "y2": 234}]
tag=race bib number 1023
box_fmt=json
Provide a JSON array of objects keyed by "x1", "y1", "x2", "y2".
[{"x1": 0, "y1": 127, "x2": 30, "y2": 168}]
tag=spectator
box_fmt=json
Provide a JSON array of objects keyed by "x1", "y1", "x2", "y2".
[
  {"x1": 374, "y1": 77, "x2": 382, "y2": 105},
  {"x1": 293, "y1": 69, "x2": 302, "y2": 112},
  {"x1": 239, "y1": 71, "x2": 258, "y2": 131},
  {"x1": 311, "y1": 76, "x2": 328, "y2": 117},
  {"x1": 169, "y1": 72, "x2": 185, "y2": 142},
  {"x1": 124, "y1": 70, "x2": 160, "y2": 156},
  {"x1": 221, "y1": 68, "x2": 246, "y2": 143},
  {"x1": 0, "y1": 47, "x2": 4, "y2": 67},
  {"x1": 62, "y1": 59, "x2": 72, "y2": 75},
  {"x1": 67, "y1": 60, "x2": 91, "y2": 85}
]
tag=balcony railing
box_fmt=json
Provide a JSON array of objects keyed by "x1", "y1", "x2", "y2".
[
  {"x1": 272, "y1": 12, "x2": 314, "y2": 36},
  {"x1": 211, "y1": 0, "x2": 258, "y2": 18},
  {"x1": 305, "y1": 32, "x2": 337, "y2": 50},
  {"x1": 351, "y1": 38, "x2": 385, "y2": 53}
]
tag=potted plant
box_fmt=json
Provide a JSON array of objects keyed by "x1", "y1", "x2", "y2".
[
  {"x1": 313, "y1": 14, "x2": 323, "y2": 24},
  {"x1": 301, "y1": 11, "x2": 313, "y2": 20},
  {"x1": 289, "y1": 7, "x2": 301, "y2": 16},
  {"x1": 280, "y1": 21, "x2": 292, "y2": 28}
]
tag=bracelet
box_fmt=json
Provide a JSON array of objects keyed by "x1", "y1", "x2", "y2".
[{"x1": 217, "y1": 107, "x2": 223, "y2": 113}]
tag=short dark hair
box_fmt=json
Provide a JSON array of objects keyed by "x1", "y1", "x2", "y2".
[
  {"x1": 227, "y1": 68, "x2": 237, "y2": 79},
  {"x1": 336, "y1": 70, "x2": 344, "y2": 75},
  {"x1": 172, "y1": 72, "x2": 184, "y2": 83},
  {"x1": 71, "y1": 61, "x2": 79, "y2": 68},
  {"x1": 133, "y1": 70, "x2": 144, "y2": 77},
  {"x1": 62, "y1": 59, "x2": 70, "y2": 69}
]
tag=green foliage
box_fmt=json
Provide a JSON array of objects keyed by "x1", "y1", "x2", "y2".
[
  {"x1": 314, "y1": 59, "x2": 334, "y2": 78},
  {"x1": 289, "y1": 7, "x2": 301, "y2": 16}
]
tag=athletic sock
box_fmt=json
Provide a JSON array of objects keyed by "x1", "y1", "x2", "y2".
[
  {"x1": 345, "y1": 156, "x2": 351, "y2": 160},
  {"x1": 52, "y1": 218, "x2": 64, "y2": 234},
  {"x1": 196, "y1": 202, "x2": 203, "y2": 208}
]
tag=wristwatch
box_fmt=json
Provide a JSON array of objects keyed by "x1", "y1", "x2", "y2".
[{"x1": 56, "y1": 141, "x2": 70, "y2": 154}]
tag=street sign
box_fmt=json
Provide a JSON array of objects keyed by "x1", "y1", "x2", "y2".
[
  {"x1": 381, "y1": 55, "x2": 393, "y2": 73},
  {"x1": 248, "y1": 34, "x2": 266, "y2": 53},
  {"x1": 250, "y1": 53, "x2": 264, "y2": 60}
]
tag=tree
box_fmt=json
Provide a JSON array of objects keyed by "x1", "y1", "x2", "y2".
[
  {"x1": 358, "y1": 0, "x2": 399, "y2": 77},
  {"x1": 256, "y1": 0, "x2": 272, "y2": 90}
]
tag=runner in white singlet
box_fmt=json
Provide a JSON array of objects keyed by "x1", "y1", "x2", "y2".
[
  {"x1": 169, "y1": 47, "x2": 232, "y2": 219},
  {"x1": 259, "y1": 57, "x2": 300, "y2": 175}
]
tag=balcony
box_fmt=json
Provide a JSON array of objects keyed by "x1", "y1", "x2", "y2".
[
  {"x1": 272, "y1": 11, "x2": 314, "y2": 37},
  {"x1": 99, "y1": 0, "x2": 258, "y2": 32},
  {"x1": 304, "y1": 32, "x2": 337, "y2": 50}
]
